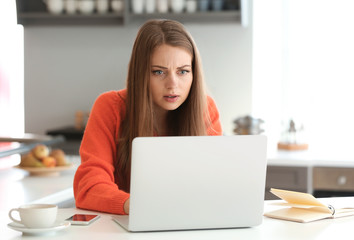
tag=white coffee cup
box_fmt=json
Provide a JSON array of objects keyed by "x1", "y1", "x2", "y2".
[{"x1": 8, "y1": 204, "x2": 58, "y2": 228}]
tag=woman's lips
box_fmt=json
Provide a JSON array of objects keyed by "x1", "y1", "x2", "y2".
[{"x1": 164, "y1": 95, "x2": 179, "y2": 103}]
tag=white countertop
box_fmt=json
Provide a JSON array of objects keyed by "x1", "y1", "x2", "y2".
[
  {"x1": 2, "y1": 198, "x2": 354, "y2": 240},
  {"x1": 0, "y1": 155, "x2": 80, "y2": 212},
  {"x1": 2, "y1": 153, "x2": 354, "y2": 239},
  {"x1": 268, "y1": 150, "x2": 354, "y2": 167},
  {"x1": 1, "y1": 151, "x2": 354, "y2": 214}
]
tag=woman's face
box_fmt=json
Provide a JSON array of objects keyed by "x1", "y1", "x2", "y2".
[{"x1": 150, "y1": 44, "x2": 193, "y2": 116}]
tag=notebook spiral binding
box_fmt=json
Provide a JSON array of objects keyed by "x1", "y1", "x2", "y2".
[{"x1": 328, "y1": 205, "x2": 335, "y2": 215}]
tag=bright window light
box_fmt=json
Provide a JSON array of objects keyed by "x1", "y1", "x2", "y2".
[
  {"x1": 253, "y1": 0, "x2": 354, "y2": 157},
  {"x1": 0, "y1": 1, "x2": 24, "y2": 137}
]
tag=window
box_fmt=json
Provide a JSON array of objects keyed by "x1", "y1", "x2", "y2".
[
  {"x1": 253, "y1": 0, "x2": 354, "y2": 157},
  {"x1": 0, "y1": 1, "x2": 24, "y2": 168},
  {"x1": 0, "y1": 1, "x2": 24, "y2": 137}
]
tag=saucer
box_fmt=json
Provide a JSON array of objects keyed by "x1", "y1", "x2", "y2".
[{"x1": 7, "y1": 221, "x2": 71, "y2": 235}]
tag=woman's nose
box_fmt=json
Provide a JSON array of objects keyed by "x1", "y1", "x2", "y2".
[{"x1": 165, "y1": 73, "x2": 178, "y2": 89}]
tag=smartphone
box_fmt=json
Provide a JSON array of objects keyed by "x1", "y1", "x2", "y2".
[{"x1": 65, "y1": 214, "x2": 100, "y2": 225}]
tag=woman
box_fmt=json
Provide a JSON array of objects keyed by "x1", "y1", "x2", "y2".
[{"x1": 73, "y1": 19, "x2": 222, "y2": 215}]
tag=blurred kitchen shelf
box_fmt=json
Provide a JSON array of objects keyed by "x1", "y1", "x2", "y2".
[
  {"x1": 17, "y1": 12, "x2": 125, "y2": 26},
  {"x1": 16, "y1": 0, "x2": 241, "y2": 26},
  {"x1": 127, "y1": 11, "x2": 241, "y2": 24}
]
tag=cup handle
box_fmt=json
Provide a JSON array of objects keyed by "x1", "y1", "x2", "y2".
[{"x1": 8, "y1": 208, "x2": 22, "y2": 225}]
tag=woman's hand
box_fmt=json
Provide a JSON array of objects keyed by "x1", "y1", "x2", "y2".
[{"x1": 124, "y1": 198, "x2": 130, "y2": 214}]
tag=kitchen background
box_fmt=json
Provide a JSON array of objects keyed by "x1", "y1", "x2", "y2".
[
  {"x1": 2, "y1": 0, "x2": 354, "y2": 202},
  {"x1": 21, "y1": 1, "x2": 251, "y2": 141},
  {"x1": 24, "y1": 23, "x2": 252, "y2": 137},
  {"x1": 2, "y1": 0, "x2": 354, "y2": 156}
]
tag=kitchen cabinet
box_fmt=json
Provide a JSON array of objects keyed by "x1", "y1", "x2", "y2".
[
  {"x1": 313, "y1": 167, "x2": 354, "y2": 197},
  {"x1": 265, "y1": 166, "x2": 308, "y2": 200},
  {"x1": 15, "y1": 0, "x2": 241, "y2": 26},
  {"x1": 266, "y1": 151, "x2": 354, "y2": 199}
]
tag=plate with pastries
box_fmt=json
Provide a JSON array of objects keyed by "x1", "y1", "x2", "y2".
[{"x1": 16, "y1": 144, "x2": 74, "y2": 176}]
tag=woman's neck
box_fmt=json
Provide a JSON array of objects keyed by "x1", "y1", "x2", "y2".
[{"x1": 153, "y1": 107, "x2": 168, "y2": 136}]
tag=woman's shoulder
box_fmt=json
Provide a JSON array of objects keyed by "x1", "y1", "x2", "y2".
[
  {"x1": 95, "y1": 89, "x2": 127, "y2": 105},
  {"x1": 89, "y1": 89, "x2": 127, "y2": 127},
  {"x1": 206, "y1": 94, "x2": 220, "y2": 119},
  {"x1": 206, "y1": 95, "x2": 217, "y2": 109},
  {"x1": 91, "y1": 89, "x2": 127, "y2": 116}
]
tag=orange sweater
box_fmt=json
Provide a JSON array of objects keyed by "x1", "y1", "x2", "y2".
[{"x1": 73, "y1": 89, "x2": 222, "y2": 214}]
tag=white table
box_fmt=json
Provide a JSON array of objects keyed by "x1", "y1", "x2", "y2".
[
  {"x1": 2, "y1": 154, "x2": 354, "y2": 239},
  {"x1": 2, "y1": 197, "x2": 354, "y2": 240},
  {"x1": 0, "y1": 155, "x2": 80, "y2": 211}
]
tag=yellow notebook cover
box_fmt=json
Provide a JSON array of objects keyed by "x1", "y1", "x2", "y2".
[{"x1": 264, "y1": 188, "x2": 354, "y2": 223}]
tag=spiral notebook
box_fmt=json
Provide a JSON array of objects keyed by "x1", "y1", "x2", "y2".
[
  {"x1": 264, "y1": 188, "x2": 354, "y2": 223},
  {"x1": 112, "y1": 135, "x2": 267, "y2": 232}
]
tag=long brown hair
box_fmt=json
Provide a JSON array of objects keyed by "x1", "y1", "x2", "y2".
[{"x1": 115, "y1": 19, "x2": 209, "y2": 192}]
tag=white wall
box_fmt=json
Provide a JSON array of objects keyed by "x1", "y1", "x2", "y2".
[{"x1": 24, "y1": 20, "x2": 252, "y2": 135}]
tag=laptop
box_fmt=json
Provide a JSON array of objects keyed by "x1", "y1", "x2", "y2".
[{"x1": 112, "y1": 135, "x2": 267, "y2": 232}]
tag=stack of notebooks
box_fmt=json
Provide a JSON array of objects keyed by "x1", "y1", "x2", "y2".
[{"x1": 264, "y1": 188, "x2": 354, "y2": 223}]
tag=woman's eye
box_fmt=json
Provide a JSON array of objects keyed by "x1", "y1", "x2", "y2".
[
  {"x1": 179, "y1": 70, "x2": 190, "y2": 75},
  {"x1": 152, "y1": 70, "x2": 164, "y2": 75}
]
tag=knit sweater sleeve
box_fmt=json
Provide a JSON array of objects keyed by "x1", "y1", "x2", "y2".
[
  {"x1": 73, "y1": 90, "x2": 129, "y2": 215},
  {"x1": 206, "y1": 95, "x2": 223, "y2": 136}
]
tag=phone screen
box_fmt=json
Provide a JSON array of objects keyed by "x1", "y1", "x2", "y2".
[{"x1": 66, "y1": 214, "x2": 100, "y2": 225}]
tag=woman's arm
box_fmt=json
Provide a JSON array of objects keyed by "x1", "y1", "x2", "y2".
[{"x1": 73, "y1": 91, "x2": 130, "y2": 215}]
